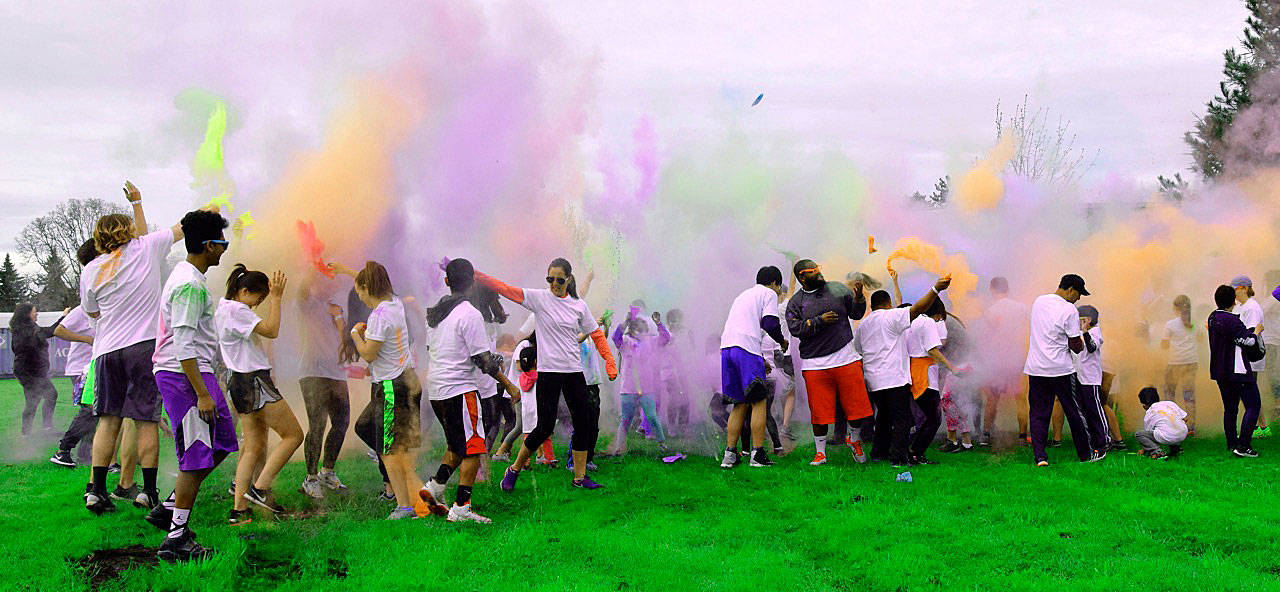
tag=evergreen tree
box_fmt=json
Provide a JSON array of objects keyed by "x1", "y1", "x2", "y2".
[
  {"x1": 31, "y1": 252, "x2": 75, "y2": 310},
  {"x1": 0, "y1": 254, "x2": 30, "y2": 312},
  {"x1": 1186, "y1": 0, "x2": 1280, "y2": 178}
]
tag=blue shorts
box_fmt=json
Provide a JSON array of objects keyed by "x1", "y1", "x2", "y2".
[{"x1": 721, "y1": 346, "x2": 768, "y2": 404}]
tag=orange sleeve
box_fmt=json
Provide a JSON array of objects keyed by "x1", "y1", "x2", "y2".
[
  {"x1": 474, "y1": 270, "x2": 524, "y2": 304},
  {"x1": 590, "y1": 328, "x2": 618, "y2": 381}
]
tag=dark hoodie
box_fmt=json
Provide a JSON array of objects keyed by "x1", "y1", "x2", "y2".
[
  {"x1": 1208, "y1": 309, "x2": 1257, "y2": 382},
  {"x1": 785, "y1": 281, "x2": 866, "y2": 360},
  {"x1": 9, "y1": 308, "x2": 64, "y2": 377}
]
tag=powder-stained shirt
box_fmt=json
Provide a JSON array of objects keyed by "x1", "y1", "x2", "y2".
[
  {"x1": 365, "y1": 297, "x2": 413, "y2": 382},
  {"x1": 215, "y1": 298, "x2": 271, "y2": 373},
  {"x1": 153, "y1": 261, "x2": 218, "y2": 374},
  {"x1": 80, "y1": 228, "x2": 176, "y2": 358},
  {"x1": 721, "y1": 284, "x2": 781, "y2": 357},
  {"x1": 1163, "y1": 318, "x2": 1199, "y2": 366},
  {"x1": 1024, "y1": 294, "x2": 1082, "y2": 377},
  {"x1": 61, "y1": 306, "x2": 95, "y2": 377}
]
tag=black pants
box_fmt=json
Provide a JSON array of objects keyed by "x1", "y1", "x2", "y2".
[
  {"x1": 1217, "y1": 379, "x2": 1261, "y2": 451},
  {"x1": 584, "y1": 384, "x2": 601, "y2": 461},
  {"x1": 300, "y1": 377, "x2": 350, "y2": 474},
  {"x1": 526, "y1": 372, "x2": 595, "y2": 454},
  {"x1": 494, "y1": 397, "x2": 517, "y2": 448},
  {"x1": 910, "y1": 388, "x2": 942, "y2": 456},
  {"x1": 1028, "y1": 374, "x2": 1091, "y2": 462},
  {"x1": 869, "y1": 385, "x2": 912, "y2": 463},
  {"x1": 59, "y1": 403, "x2": 97, "y2": 458},
  {"x1": 17, "y1": 371, "x2": 58, "y2": 434},
  {"x1": 1075, "y1": 383, "x2": 1112, "y2": 452}
]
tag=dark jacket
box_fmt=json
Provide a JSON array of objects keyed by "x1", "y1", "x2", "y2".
[
  {"x1": 11, "y1": 317, "x2": 63, "y2": 377},
  {"x1": 1207, "y1": 309, "x2": 1255, "y2": 383},
  {"x1": 785, "y1": 281, "x2": 866, "y2": 360}
]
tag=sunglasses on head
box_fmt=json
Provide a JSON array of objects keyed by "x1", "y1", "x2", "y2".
[
  {"x1": 204, "y1": 239, "x2": 229, "y2": 248},
  {"x1": 546, "y1": 276, "x2": 567, "y2": 285},
  {"x1": 798, "y1": 265, "x2": 820, "y2": 275}
]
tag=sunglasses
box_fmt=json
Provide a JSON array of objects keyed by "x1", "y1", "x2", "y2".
[
  {"x1": 204, "y1": 239, "x2": 229, "y2": 248},
  {"x1": 798, "y1": 265, "x2": 821, "y2": 275},
  {"x1": 546, "y1": 276, "x2": 567, "y2": 285}
]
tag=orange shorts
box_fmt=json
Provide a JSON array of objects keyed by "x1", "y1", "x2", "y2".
[
  {"x1": 802, "y1": 360, "x2": 873, "y2": 424},
  {"x1": 910, "y1": 357, "x2": 935, "y2": 399}
]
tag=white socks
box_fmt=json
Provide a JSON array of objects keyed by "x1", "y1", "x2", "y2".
[{"x1": 814, "y1": 434, "x2": 827, "y2": 455}]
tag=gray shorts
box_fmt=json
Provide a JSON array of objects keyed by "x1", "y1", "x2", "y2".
[
  {"x1": 227, "y1": 370, "x2": 284, "y2": 415},
  {"x1": 92, "y1": 340, "x2": 162, "y2": 422}
]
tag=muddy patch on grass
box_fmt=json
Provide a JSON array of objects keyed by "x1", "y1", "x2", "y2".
[{"x1": 74, "y1": 545, "x2": 158, "y2": 589}]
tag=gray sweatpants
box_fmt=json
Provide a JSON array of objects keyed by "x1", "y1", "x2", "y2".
[{"x1": 1134, "y1": 429, "x2": 1163, "y2": 453}]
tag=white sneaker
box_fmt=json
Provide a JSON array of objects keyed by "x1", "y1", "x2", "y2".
[
  {"x1": 417, "y1": 480, "x2": 449, "y2": 517},
  {"x1": 423, "y1": 479, "x2": 446, "y2": 503},
  {"x1": 447, "y1": 503, "x2": 492, "y2": 524},
  {"x1": 302, "y1": 477, "x2": 324, "y2": 499},
  {"x1": 720, "y1": 449, "x2": 739, "y2": 469},
  {"x1": 318, "y1": 470, "x2": 347, "y2": 492},
  {"x1": 848, "y1": 438, "x2": 868, "y2": 464}
]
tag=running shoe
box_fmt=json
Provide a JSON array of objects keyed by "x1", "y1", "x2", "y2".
[
  {"x1": 910, "y1": 455, "x2": 938, "y2": 466},
  {"x1": 1168, "y1": 444, "x2": 1183, "y2": 457},
  {"x1": 387, "y1": 506, "x2": 416, "y2": 520},
  {"x1": 1035, "y1": 460, "x2": 1050, "y2": 467},
  {"x1": 1253, "y1": 426, "x2": 1271, "y2": 439},
  {"x1": 49, "y1": 450, "x2": 76, "y2": 467},
  {"x1": 720, "y1": 449, "x2": 740, "y2": 469},
  {"x1": 1110, "y1": 440, "x2": 1128, "y2": 451},
  {"x1": 572, "y1": 476, "x2": 604, "y2": 489},
  {"x1": 586, "y1": 461, "x2": 598, "y2": 472},
  {"x1": 110, "y1": 484, "x2": 139, "y2": 502},
  {"x1": 227, "y1": 482, "x2": 236, "y2": 496},
  {"x1": 773, "y1": 446, "x2": 784, "y2": 456},
  {"x1": 849, "y1": 439, "x2": 868, "y2": 464},
  {"x1": 447, "y1": 503, "x2": 492, "y2": 524},
  {"x1": 107, "y1": 462, "x2": 121, "y2": 474},
  {"x1": 134, "y1": 489, "x2": 159, "y2": 510},
  {"x1": 228, "y1": 508, "x2": 253, "y2": 526},
  {"x1": 749, "y1": 449, "x2": 774, "y2": 467},
  {"x1": 937, "y1": 441, "x2": 960, "y2": 453},
  {"x1": 1234, "y1": 447, "x2": 1260, "y2": 458},
  {"x1": 1148, "y1": 450, "x2": 1168, "y2": 460},
  {"x1": 146, "y1": 503, "x2": 173, "y2": 532},
  {"x1": 318, "y1": 470, "x2": 348, "y2": 492},
  {"x1": 244, "y1": 486, "x2": 286, "y2": 514},
  {"x1": 417, "y1": 481, "x2": 449, "y2": 517},
  {"x1": 1087, "y1": 450, "x2": 1107, "y2": 463},
  {"x1": 1047, "y1": 439, "x2": 1062, "y2": 448},
  {"x1": 378, "y1": 491, "x2": 396, "y2": 501},
  {"x1": 890, "y1": 458, "x2": 910, "y2": 468},
  {"x1": 978, "y1": 432, "x2": 992, "y2": 447},
  {"x1": 500, "y1": 467, "x2": 520, "y2": 492},
  {"x1": 491, "y1": 452, "x2": 510, "y2": 462},
  {"x1": 85, "y1": 484, "x2": 116, "y2": 515},
  {"x1": 301, "y1": 477, "x2": 324, "y2": 499},
  {"x1": 157, "y1": 530, "x2": 212, "y2": 562},
  {"x1": 810, "y1": 452, "x2": 828, "y2": 466}
]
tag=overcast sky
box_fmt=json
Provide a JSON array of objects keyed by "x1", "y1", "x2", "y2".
[{"x1": 0, "y1": 1, "x2": 1249, "y2": 267}]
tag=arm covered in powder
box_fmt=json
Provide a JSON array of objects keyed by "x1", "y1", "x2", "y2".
[
  {"x1": 473, "y1": 270, "x2": 525, "y2": 305},
  {"x1": 590, "y1": 329, "x2": 618, "y2": 381}
]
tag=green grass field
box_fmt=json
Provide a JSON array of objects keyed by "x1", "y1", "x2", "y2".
[{"x1": 1, "y1": 377, "x2": 1279, "y2": 591}]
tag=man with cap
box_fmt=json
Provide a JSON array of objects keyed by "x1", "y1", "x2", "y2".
[
  {"x1": 1023, "y1": 274, "x2": 1099, "y2": 466},
  {"x1": 1231, "y1": 275, "x2": 1271, "y2": 439}
]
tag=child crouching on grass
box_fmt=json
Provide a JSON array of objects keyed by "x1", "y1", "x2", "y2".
[{"x1": 1135, "y1": 387, "x2": 1187, "y2": 460}]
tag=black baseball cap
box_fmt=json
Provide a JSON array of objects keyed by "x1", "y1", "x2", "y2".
[{"x1": 1059, "y1": 274, "x2": 1089, "y2": 296}]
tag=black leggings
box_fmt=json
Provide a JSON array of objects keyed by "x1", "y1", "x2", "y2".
[
  {"x1": 300, "y1": 377, "x2": 350, "y2": 474},
  {"x1": 525, "y1": 372, "x2": 595, "y2": 454},
  {"x1": 59, "y1": 404, "x2": 97, "y2": 457},
  {"x1": 1218, "y1": 379, "x2": 1261, "y2": 451},
  {"x1": 17, "y1": 371, "x2": 58, "y2": 434},
  {"x1": 910, "y1": 388, "x2": 941, "y2": 456}
]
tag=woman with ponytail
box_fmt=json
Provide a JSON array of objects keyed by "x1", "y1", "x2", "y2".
[
  {"x1": 333, "y1": 261, "x2": 427, "y2": 519},
  {"x1": 471, "y1": 257, "x2": 618, "y2": 491},
  {"x1": 215, "y1": 264, "x2": 301, "y2": 524},
  {"x1": 1161, "y1": 295, "x2": 1200, "y2": 433}
]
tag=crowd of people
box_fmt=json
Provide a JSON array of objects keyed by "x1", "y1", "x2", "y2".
[{"x1": 7, "y1": 181, "x2": 1276, "y2": 562}]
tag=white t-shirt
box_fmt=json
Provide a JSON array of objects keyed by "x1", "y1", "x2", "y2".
[
  {"x1": 510, "y1": 339, "x2": 537, "y2": 431},
  {"x1": 1024, "y1": 294, "x2": 1083, "y2": 377},
  {"x1": 1163, "y1": 318, "x2": 1198, "y2": 365},
  {"x1": 365, "y1": 297, "x2": 413, "y2": 382},
  {"x1": 62, "y1": 306, "x2": 96, "y2": 377},
  {"x1": 930, "y1": 320, "x2": 948, "y2": 387},
  {"x1": 425, "y1": 301, "x2": 490, "y2": 401},
  {"x1": 516, "y1": 289, "x2": 598, "y2": 374},
  {"x1": 853, "y1": 307, "x2": 912, "y2": 391},
  {"x1": 475, "y1": 322, "x2": 501, "y2": 398},
  {"x1": 907, "y1": 315, "x2": 944, "y2": 390},
  {"x1": 80, "y1": 228, "x2": 175, "y2": 358},
  {"x1": 1143, "y1": 401, "x2": 1188, "y2": 445},
  {"x1": 215, "y1": 298, "x2": 271, "y2": 373},
  {"x1": 1075, "y1": 326, "x2": 1104, "y2": 386},
  {"x1": 720, "y1": 284, "x2": 781, "y2": 357},
  {"x1": 1234, "y1": 298, "x2": 1266, "y2": 371},
  {"x1": 153, "y1": 261, "x2": 218, "y2": 374}
]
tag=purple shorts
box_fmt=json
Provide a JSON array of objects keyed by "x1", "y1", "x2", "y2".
[
  {"x1": 721, "y1": 346, "x2": 769, "y2": 404},
  {"x1": 155, "y1": 370, "x2": 238, "y2": 471}
]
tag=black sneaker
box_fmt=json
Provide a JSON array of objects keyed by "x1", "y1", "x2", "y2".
[
  {"x1": 84, "y1": 484, "x2": 117, "y2": 515},
  {"x1": 107, "y1": 462, "x2": 121, "y2": 474},
  {"x1": 1234, "y1": 447, "x2": 1260, "y2": 458},
  {"x1": 1047, "y1": 439, "x2": 1062, "y2": 448},
  {"x1": 1110, "y1": 440, "x2": 1128, "y2": 451},
  {"x1": 938, "y1": 441, "x2": 960, "y2": 453},
  {"x1": 49, "y1": 450, "x2": 76, "y2": 467},
  {"x1": 1168, "y1": 444, "x2": 1183, "y2": 457},
  {"x1": 157, "y1": 529, "x2": 213, "y2": 562},
  {"x1": 749, "y1": 449, "x2": 775, "y2": 467},
  {"x1": 145, "y1": 503, "x2": 173, "y2": 532},
  {"x1": 134, "y1": 489, "x2": 159, "y2": 510},
  {"x1": 978, "y1": 432, "x2": 992, "y2": 447},
  {"x1": 890, "y1": 458, "x2": 910, "y2": 468},
  {"x1": 244, "y1": 486, "x2": 286, "y2": 514},
  {"x1": 228, "y1": 508, "x2": 254, "y2": 525},
  {"x1": 910, "y1": 455, "x2": 938, "y2": 466},
  {"x1": 110, "y1": 484, "x2": 139, "y2": 502}
]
